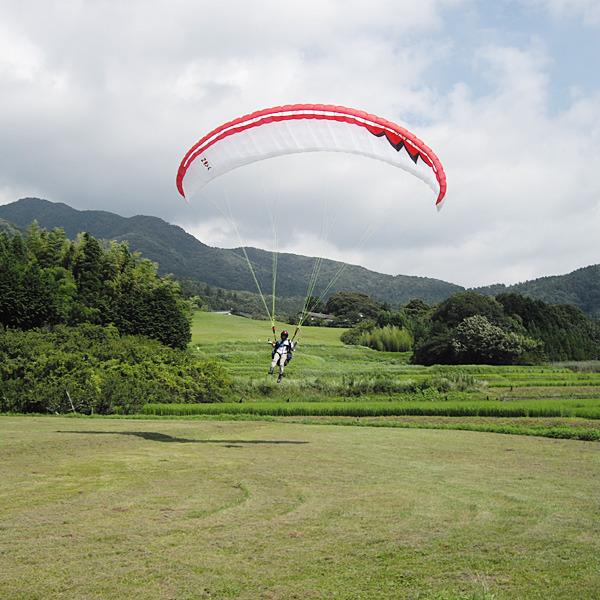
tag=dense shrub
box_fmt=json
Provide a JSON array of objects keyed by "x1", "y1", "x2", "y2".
[{"x1": 0, "y1": 324, "x2": 231, "y2": 414}]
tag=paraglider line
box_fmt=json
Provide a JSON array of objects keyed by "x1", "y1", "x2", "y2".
[{"x1": 204, "y1": 190, "x2": 276, "y2": 328}]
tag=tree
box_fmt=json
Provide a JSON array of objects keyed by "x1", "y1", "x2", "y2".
[
  {"x1": 304, "y1": 295, "x2": 325, "y2": 313},
  {"x1": 410, "y1": 291, "x2": 555, "y2": 366},
  {"x1": 105, "y1": 243, "x2": 191, "y2": 350},
  {"x1": 70, "y1": 232, "x2": 106, "y2": 323},
  {"x1": 325, "y1": 292, "x2": 381, "y2": 318},
  {"x1": 403, "y1": 298, "x2": 430, "y2": 316},
  {"x1": 411, "y1": 323, "x2": 455, "y2": 366},
  {"x1": 139, "y1": 283, "x2": 191, "y2": 350},
  {"x1": 376, "y1": 309, "x2": 408, "y2": 329},
  {"x1": 432, "y1": 291, "x2": 507, "y2": 328},
  {"x1": 497, "y1": 292, "x2": 600, "y2": 361},
  {"x1": 45, "y1": 228, "x2": 69, "y2": 268},
  {"x1": 0, "y1": 233, "x2": 64, "y2": 328},
  {"x1": 451, "y1": 315, "x2": 526, "y2": 365},
  {"x1": 0, "y1": 226, "x2": 192, "y2": 350}
]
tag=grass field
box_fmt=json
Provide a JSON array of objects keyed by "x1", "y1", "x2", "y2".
[
  {"x1": 1, "y1": 416, "x2": 599, "y2": 600},
  {"x1": 2, "y1": 311, "x2": 600, "y2": 598},
  {"x1": 184, "y1": 312, "x2": 600, "y2": 442},
  {"x1": 191, "y1": 312, "x2": 347, "y2": 346}
]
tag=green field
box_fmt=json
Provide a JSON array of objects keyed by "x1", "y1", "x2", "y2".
[
  {"x1": 1, "y1": 417, "x2": 599, "y2": 600},
  {"x1": 2, "y1": 311, "x2": 600, "y2": 599},
  {"x1": 191, "y1": 311, "x2": 347, "y2": 346},
  {"x1": 183, "y1": 312, "x2": 600, "y2": 441}
]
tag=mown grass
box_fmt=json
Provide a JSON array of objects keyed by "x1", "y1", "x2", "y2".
[
  {"x1": 191, "y1": 311, "x2": 347, "y2": 346},
  {"x1": 1, "y1": 417, "x2": 599, "y2": 599}
]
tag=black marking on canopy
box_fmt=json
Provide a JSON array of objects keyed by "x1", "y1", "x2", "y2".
[{"x1": 369, "y1": 130, "x2": 421, "y2": 164}]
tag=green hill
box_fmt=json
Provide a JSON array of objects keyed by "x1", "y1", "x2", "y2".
[
  {"x1": 0, "y1": 198, "x2": 462, "y2": 307},
  {"x1": 474, "y1": 264, "x2": 600, "y2": 319},
  {"x1": 2, "y1": 197, "x2": 599, "y2": 316}
]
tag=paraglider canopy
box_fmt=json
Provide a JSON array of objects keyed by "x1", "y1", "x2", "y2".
[
  {"x1": 176, "y1": 104, "x2": 446, "y2": 209},
  {"x1": 175, "y1": 104, "x2": 448, "y2": 336}
]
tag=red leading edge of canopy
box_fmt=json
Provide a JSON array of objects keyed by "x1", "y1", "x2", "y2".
[{"x1": 176, "y1": 104, "x2": 447, "y2": 205}]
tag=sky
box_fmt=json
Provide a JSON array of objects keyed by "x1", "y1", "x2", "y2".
[{"x1": 1, "y1": 0, "x2": 599, "y2": 289}]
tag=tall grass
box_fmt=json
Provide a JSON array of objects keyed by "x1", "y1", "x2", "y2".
[
  {"x1": 554, "y1": 360, "x2": 600, "y2": 373},
  {"x1": 142, "y1": 397, "x2": 600, "y2": 420},
  {"x1": 230, "y1": 370, "x2": 482, "y2": 398},
  {"x1": 358, "y1": 325, "x2": 412, "y2": 352}
]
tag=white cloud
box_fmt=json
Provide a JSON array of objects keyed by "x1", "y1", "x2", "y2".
[
  {"x1": 425, "y1": 40, "x2": 600, "y2": 285},
  {"x1": 0, "y1": 0, "x2": 599, "y2": 291},
  {"x1": 0, "y1": 23, "x2": 43, "y2": 81},
  {"x1": 521, "y1": 0, "x2": 600, "y2": 25}
]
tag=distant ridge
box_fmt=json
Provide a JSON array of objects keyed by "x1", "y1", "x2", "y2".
[
  {"x1": 1, "y1": 197, "x2": 599, "y2": 315},
  {"x1": 0, "y1": 198, "x2": 463, "y2": 306},
  {"x1": 0, "y1": 198, "x2": 464, "y2": 305},
  {"x1": 474, "y1": 265, "x2": 600, "y2": 318}
]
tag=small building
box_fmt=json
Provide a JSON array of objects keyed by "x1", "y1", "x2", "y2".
[{"x1": 298, "y1": 311, "x2": 336, "y2": 323}]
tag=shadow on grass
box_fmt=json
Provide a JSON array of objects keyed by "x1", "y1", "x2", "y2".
[{"x1": 57, "y1": 430, "x2": 309, "y2": 446}]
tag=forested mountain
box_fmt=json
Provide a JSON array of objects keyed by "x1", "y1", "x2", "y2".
[
  {"x1": 0, "y1": 198, "x2": 462, "y2": 307},
  {"x1": 1, "y1": 197, "x2": 599, "y2": 316},
  {"x1": 474, "y1": 265, "x2": 600, "y2": 319}
]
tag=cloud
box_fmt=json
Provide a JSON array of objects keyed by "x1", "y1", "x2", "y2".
[
  {"x1": 0, "y1": 0, "x2": 599, "y2": 290},
  {"x1": 428, "y1": 40, "x2": 600, "y2": 285},
  {"x1": 522, "y1": 0, "x2": 600, "y2": 25}
]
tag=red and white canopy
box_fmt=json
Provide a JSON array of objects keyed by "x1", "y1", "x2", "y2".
[{"x1": 176, "y1": 104, "x2": 447, "y2": 208}]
